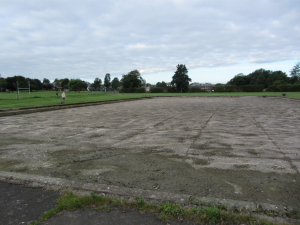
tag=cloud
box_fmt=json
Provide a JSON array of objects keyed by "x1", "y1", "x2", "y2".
[{"x1": 0, "y1": 0, "x2": 299, "y2": 83}]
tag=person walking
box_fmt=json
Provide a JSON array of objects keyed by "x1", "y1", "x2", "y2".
[{"x1": 60, "y1": 91, "x2": 66, "y2": 104}]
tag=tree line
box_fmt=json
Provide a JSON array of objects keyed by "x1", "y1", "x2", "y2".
[{"x1": 1, "y1": 61, "x2": 299, "y2": 93}]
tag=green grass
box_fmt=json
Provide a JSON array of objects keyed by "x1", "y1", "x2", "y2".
[
  {"x1": 29, "y1": 192, "x2": 288, "y2": 225},
  {"x1": 1, "y1": 90, "x2": 299, "y2": 109}
]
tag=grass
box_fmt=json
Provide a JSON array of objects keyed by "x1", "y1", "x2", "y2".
[
  {"x1": 0, "y1": 90, "x2": 299, "y2": 109},
  {"x1": 28, "y1": 191, "x2": 289, "y2": 225}
]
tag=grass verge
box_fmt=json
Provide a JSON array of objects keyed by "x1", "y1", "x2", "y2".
[
  {"x1": 1, "y1": 91, "x2": 300, "y2": 109},
  {"x1": 29, "y1": 191, "x2": 290, "y2": 225}
]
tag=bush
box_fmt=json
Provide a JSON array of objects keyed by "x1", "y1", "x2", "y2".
[
  {"x1": 166, "y1": 87, "x2": 177, "y2": 93},
  {"x1": 166, "y1": 87, "x2": 191, "y2": 93},
  {"x1": 150, "y1": 87, "x2": 165, "y2": 93},
  {"x1": 266, "y1": 84, "x2": 300, "y2": 92},
  {"x1": 214, "y1": 85, "x2": 237, "y2": 92},
  {"x1": 240, "y1": 85, "x2": 264, "y2": 92},
  {"x1": 119, "y1": 88, "x2": 143, "y2": 93},
  {"x1": 135, "y1": 88, "x2": 146, "y2": 93},
  {"x1": 189, "y1": 87, "x2": 207, "y2": 93}
]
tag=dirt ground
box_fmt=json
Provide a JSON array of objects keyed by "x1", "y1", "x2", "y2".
[{"x1": 0, "y1": 96, "x2": 299, "y2": 208}]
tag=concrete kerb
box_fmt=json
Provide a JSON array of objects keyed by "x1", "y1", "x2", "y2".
[
  {"x1": 0, "y1": 97, "x2": 153, "y2": 117},
  {"x1": 0, "y1": 171, "x2": 296, "y2": 218}
]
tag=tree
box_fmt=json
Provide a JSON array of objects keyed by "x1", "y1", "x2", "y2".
[
  {"x1": 43, "y1": 78, "x2": 50, "y2": 84},
  {"x1": 156, "y1": 82, "x2": 162, "y2": 87},
  {"x1": 68, "y1": 79, "x2": 88, "y2": 91},
  {"x1": 33, "y1": 79, "x2": 43, "y2": 90},
  {"x1": 93, "y1": 78, "x2": 102, "y2": 90},
  {"x1": 104, "y1": 73, "x2": 111, "y2": 88},
  {"x1": 121, "y1": 70, "x2": 145, "y2": 88},
  {"x1": 171, "y1": 64, "x2": 191, "y2": 93},
  {"x1": 0, "y1": 78, "x2": 7, "y2": 91},
  {"x1": 53, "y1": 78, "x2": 61, "y2": 88},
  {"x1": 6, "y1": 77, "x2": 16, "y2": 92},
  {"x1": 227, "y1": 73, "x2": 249, "y2": 86},
  {"x1": 61, "y1": 78, "x2": 69, "y2": 89},
  {"x1": 111, "y1": 77, "x2": 120, "y2": 89},
  {"x1": 161, "y1": 81, "x2": 167, "y2": 88},
  {"x1": 290, "y1": 61, "x2": 300, "y2": 84}
]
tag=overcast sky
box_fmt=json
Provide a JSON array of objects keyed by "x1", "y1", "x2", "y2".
[{"x1": 0, "y1": 0, "x2": 299, "y2": 84}]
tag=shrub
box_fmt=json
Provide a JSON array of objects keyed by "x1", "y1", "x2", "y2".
[
  {"x1": 135, "y1": 88, "x2": 146, "y2": 93},
  {"x1": 240, "y1": 85, "x2": 264, "y2": 92},
  {"x1": 266, "y1": 84, "x2": 300, "y2": 92},
  {"x1": 119, "y1": 88, "x2": 146, "y2": 93},
  {"x1": 189, "y1": 87, "x2": 207, "y2": 92},
  {"x1": 214, "y1": 85, "x2": 237, "y2": 92},
  {"x1": 150, "y1": 87, "x2": 165, "y2": 93}
]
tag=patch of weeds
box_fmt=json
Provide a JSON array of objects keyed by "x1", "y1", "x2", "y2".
[
  {"x1": 158, "y1": 213, "x2": 169, "y2": 221},
  {"x1": 33, "y1": 186, "x2": 43, "y2": 189},
  {"x1": 37, "y1": 192, "x2": 288, "y2": 225},
  {"x1": 100, "y1": 204, "x2": 110, "y2": 211},
  {"x1": 204, "y1": 205, "x2": 221, "y2": 224},
  {"x1": 137, "y1": 196, "x2": 145, "y2": 209},
  {"x1": 111, "y1": 197, "x2": 122, "y2": 206},
  {"x1": 28, "y1": 220, "x2": 39, "y2": 225},
  {"x1": 159, "y1": 202, "x2": 185, "y2": 217}
]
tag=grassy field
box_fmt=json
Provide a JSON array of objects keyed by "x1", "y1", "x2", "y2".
[{"x1": 0, "y1": 90, "x2": 299, "y2": 109}]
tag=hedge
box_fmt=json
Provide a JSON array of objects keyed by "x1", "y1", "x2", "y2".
[
  {"x1": 150, "y1": 87, "x2": 165, "y2": 93},
  {"x1": 189, "y1": 87, "x2": 207, "y2": 93},
  {"x1": 213, "y1": 85, "x2": 237, "y2": 92},
  {"x1": 239, "y1": 85, "x2": 264, "y2": 92},
  {"x1": 266, "y1": 84, "x2": 300, "y2": 92},
  {"x1": 119, "y1": 88, "x2": 146, "y2": 93}
]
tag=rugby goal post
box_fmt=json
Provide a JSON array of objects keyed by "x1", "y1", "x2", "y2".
[{"x1": 16, "y1": 81, "x2": 30, "y2": 100}]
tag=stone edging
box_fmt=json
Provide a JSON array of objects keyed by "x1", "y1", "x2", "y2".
[{"x1": 0, "y1": 171, "x2": 298, "y2": 218}]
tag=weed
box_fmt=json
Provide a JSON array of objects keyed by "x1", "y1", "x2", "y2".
[
  {"x1": 28, "y1": 220, "x2": 39, "y2": 225},
  {"x1": 159, "y1": 202, "x2": 185, "y2": 217},
  {"x1": 36, "y1": 192, "x2": 287, "y2": 225},
  {"x1": 137, "y1": 196, "x2": 145, "y2": 208},
  {"x1": 204, "y1": 205, "x2": 221, "y2": 224},
  {"x1": 33, "y1": 186, "x2": 42, "y2": 189},
  {"x1": 100, "y1": 204, "x2": 110, "y2": 211}
]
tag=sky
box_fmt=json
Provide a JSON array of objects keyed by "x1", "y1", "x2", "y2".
[{"x1": 0, "y1": 0, "x2": 299, "y2": 84}]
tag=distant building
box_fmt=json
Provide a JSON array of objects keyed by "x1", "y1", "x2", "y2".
[{"x1": 189, "y1": 82, "x2": 214, "y2": 90}]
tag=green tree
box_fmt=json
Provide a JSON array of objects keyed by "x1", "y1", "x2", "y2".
[
  {"x1": 247, "y1": 69, "x2": 272, "y2": 88},
  {"x1": 227, "y1": 73, "x2": 249, "y2": 86},
  {"x1": 161, "y1": 81, "x2": 167, "y2": 88},
  {"x1": 266, "y1": 71, "x2": 289, "y2": 86},
  {"x1": 156, "y1": 81, "x2": 167, "y2": 88},
  {"x1": 53, "y1": 78, "x2": 61, "y2": 88},
  {"x1": 0, "y1": 78, "x2": 7, "y2": 91},
  {"x1": 104, "y1": 73, "x2": 111, "y2": 88},
  {"x1": 68, "y1": 79, "x2": 88, "y2": 91},
  {"x1": 121, "y1": 70, "x2": 145, "y2": 88},
  {"x1": 43, "y1": 78, "x2": 50, "y2": 84},
  {"x1": 93, "y1": 78, "x2": 102, "y2": 90},
  {"x1": 33, "y1": 79, "x2": 43, "y2": 90},
  {"x1": 171, "y1": 64, "x2": 191, "y2": 93},
  {"x1": 61, "y1": 78, "x2": 69, "y2": 89},
  {"x1": 111, "y1": 77, "x2": 120, "y2": 89},
  {"x1": 290, "y1": 61, "x2": 300, "y2": 84},
  {"x1": 6, "y1": 77, "x2": 16, "y2": 92}
]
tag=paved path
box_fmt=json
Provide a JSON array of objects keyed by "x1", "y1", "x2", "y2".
[{"x1": 0, "y1": 182, "x2": 190, "y2": 225}]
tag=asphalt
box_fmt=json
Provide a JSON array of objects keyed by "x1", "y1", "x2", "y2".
[{"x1": 0, "y1": 182, "x2": 192, "y2": 225}]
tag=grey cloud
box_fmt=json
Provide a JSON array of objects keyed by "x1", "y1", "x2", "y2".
[{"x1": 0, "y1": 0, "x2": 299, "y2": 82}]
